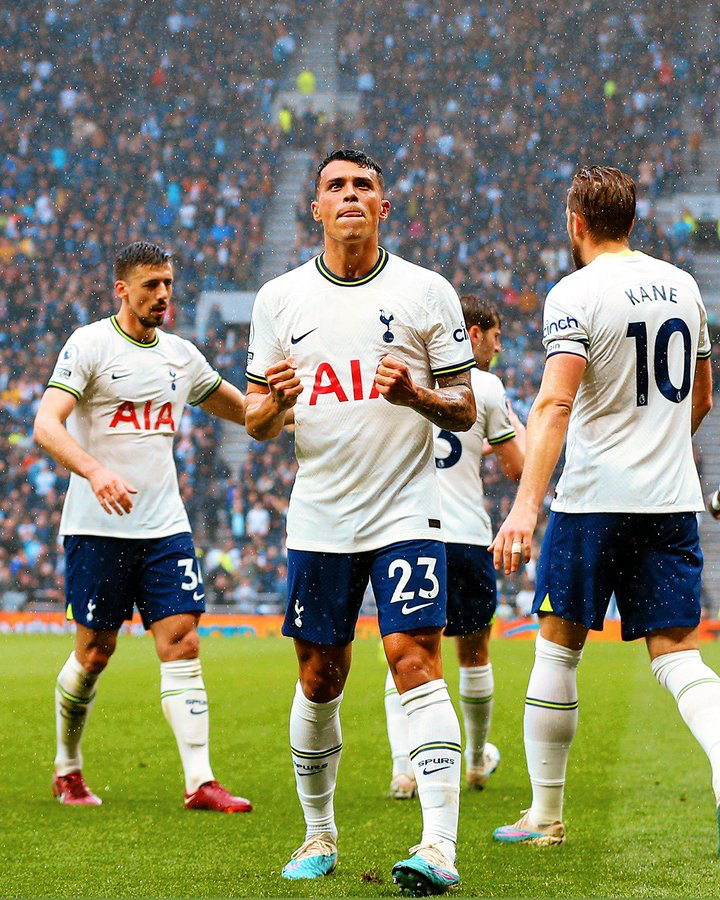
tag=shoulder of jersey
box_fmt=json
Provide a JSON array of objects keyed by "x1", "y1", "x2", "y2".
[
  {"x1": 472, "y1": 367, "x2": 503, "y2": 389},
  {"x1": 67, "y1": 318, "x2": 112, "y2": 344},
  {"x1": 472, "y1": 367, "x2": 505, "y2": 400},
  {"x1": 260, "y1": 257, "x2": 318, "y2": 294},
  {"x1": 634, "y1": 253, "x2": 700, "y2": 291},
  {"x1": 589, "y1": 250, "x2": 700, "y2": 293},
  {"x1": 549, "y1": 265, "x2": 593, "y2": 294},
  {"x1": 151, "y1": 327, "x2": 205, "y2": 364},
  {"x1": 386, "y1": 253, "x2": 452, "y2": 290}
]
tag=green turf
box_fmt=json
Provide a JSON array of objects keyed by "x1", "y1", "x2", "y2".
[{"x1": 2, "y1": 635, "x2": 720, "y2": 898}]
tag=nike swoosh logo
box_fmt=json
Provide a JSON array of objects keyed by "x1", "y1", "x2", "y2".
[
  {"x1": 189, "y1": 707, "x2": 208, "y2": 715},
  {"x1": 111, "y1": 373, "x2": 130, "y2": 380},
  {"x1": 423, "y1": 765, "x2": 452, "y2": 775},
  {"x1": 401, "y1": 602, "x2": 434, "y2": 615},
  {"x1": 192, "y1": 591, "x2": 205, "y2": 601},
  {"x1": 290, "y1": 328, "x2": 318, "y2": 344}
]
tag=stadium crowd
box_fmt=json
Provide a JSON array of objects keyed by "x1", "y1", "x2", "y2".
[{"x1": 1, "y1": 1, "x2": 718, "y2": 615}]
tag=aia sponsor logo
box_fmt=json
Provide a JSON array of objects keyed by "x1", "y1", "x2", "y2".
[
  {"x1": 309, "y1": 359, "x2": 381, "y2": 406},
  {"x1": 109, "y1": 400, "x2": 176, "y2": 431}
]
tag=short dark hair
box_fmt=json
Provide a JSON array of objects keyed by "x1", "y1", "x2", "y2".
[
  {"x1": 315, "y1": 148, "x2": 384, "y2": 193},
  {"x1": 567, "y1": 166, "x2": 636, "y2": 241},
  {"x1": 460, "y1": 295, "x2": 501, "y2": 331},
  {"x1": 114, "y1": 241, "x2": 173, "y2": 281}
]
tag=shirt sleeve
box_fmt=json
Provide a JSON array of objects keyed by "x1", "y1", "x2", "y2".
[
  {"x1": 245, "y1": 285, "x2": 284, "y2": 386},
  {"x1": 47, "y1": 328, "x2": 97, "y2": 399},
  {"x1": 542, "y1": 280, "x2": 590, "y2": 360},
  {"x1": 696, "y1": 285, "x2": 711, "y2": 359},
  {"x1": 187, "y1": 344, "x2": 222, "y2": 406},
  {"x1": 423, "y1": 274, "x2": 475, "y2": 378},
  {"x1": 484, "y1": 373, "x2": 516, "y2": 445}
]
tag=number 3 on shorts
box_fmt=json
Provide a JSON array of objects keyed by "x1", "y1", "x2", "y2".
[
  {"x1": 388, "y1": 557, "x2": 440, "y2": 604},
  {"x1": 177, "y1": 557, "x2": 204, "y2": 594}
]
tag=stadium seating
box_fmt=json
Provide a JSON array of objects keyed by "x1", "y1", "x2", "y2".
[{"x1": 0, "y1": 1, "x2": 715, "y2": 614}]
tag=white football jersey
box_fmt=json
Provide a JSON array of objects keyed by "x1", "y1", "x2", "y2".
[
  {"x1": 246, "y1": 248, "x2": 474, "y2": 552},
  {"x1": 543, "y1": 249, "x2": 711, "y2": 513},
  {"x1": 48, "y1": 316, "x2": 222, "y2": 538},
  {"x1": 435, "y1": 367, "x2": 515, "y2": 546}
]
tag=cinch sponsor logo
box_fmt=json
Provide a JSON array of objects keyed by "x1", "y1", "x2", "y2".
[
  {"x1": 543, "y1": 316, "x2": 579, "y2": 339},
  {"x1": 309, "y1": 360, "x2": 382, "y2": 406},
  {"x1": 453, "y1": 323, "x2": 469, "y2": 342},
  {"x1": 109, "y1": 400, "x2": 176, "y2": 431}
]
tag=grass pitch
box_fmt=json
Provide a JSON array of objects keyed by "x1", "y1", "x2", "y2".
[{"x1": 2, "y1": 634, "x2": 720, "y2": 898}]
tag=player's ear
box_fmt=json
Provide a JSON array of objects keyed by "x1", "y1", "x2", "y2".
[
  {"x1": 379, "y1": 198, "x2": 391, "y2": 220},
  {"x1": 569, "y1": 210, "x2": 585, "y2": 240},
  {"x1": 114, "y1": 279, "x2": 128, "y2": 301},
  {"x1": 468, "y1": 324, "x2": 482, "y2": 345},
  {"x1": 310, "y1": 199, "x2": 321, "y2": 222}
]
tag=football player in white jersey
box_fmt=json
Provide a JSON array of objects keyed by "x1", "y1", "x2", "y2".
[
  {"x1": 34, "y1": 242, "x2": 252, "y2": 813},
  {"x1": 384, "y1": 296, "x2": 525, "y2": 800},
  {"x1": 245, "y1": 149, "x2": 476, "y2": 893},
  {"x1": 489, "y1": 167, "x2": 720, "y2": 851}
]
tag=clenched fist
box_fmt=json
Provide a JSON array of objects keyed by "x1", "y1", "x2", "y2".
[
  {"x1": 266, "y1": 357, "x2": 303, "y2": 410},
  {"x1": 374, "y1": 355, "x2": 418, "y2": 407}
]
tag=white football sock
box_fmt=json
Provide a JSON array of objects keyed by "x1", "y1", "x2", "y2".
[
  {"x1": 524, "y1": 635, "x2": 582, "y2": 827},
  {"x1": 652, "y1": 649, "x2": 720, "y2": 803},
  {"x1": 55, "y1": 652, "x2": 99, "y2": 776},
  {"x1": 160, "y1": 658, "x2": 214, "y2": 794},
  {"x1": 290, "y1": 682, "x2": 342, "y2": 841},
  {"x1": 384, "y1": 668, "x2": 412, "y2": 777},
  {"x1": 459, "y1": 664, "x2": 494, "y2": 769},
  {"x1": 402, "y1": 679, "x2": 461, "y2": 862}
]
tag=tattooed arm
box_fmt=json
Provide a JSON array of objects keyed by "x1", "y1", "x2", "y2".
[{"x1": 373, "y1": 355, "x2": 475, "y2": 432}]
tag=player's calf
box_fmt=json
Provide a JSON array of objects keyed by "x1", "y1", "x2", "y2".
[{"x1": 652, "y1": 647, "x2": 720, "y2": 850}]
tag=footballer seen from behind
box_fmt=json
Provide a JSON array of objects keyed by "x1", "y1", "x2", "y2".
[
  {"x1": 245, "y1": 149, "x2": 476, "y2": 895},
  {"x1": 33, "y1": 241, "x2": 251, "y2": 813},
  {"x1": 384, "y1": 296, "x2": 525, "y2": 800},
  {"x1": 489, "y1": 167, "x2": 720, "y2": 851}
]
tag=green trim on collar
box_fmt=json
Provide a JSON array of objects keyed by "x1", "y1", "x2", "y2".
[
  {"x1": 315, "y1": 246, "x2": 389, "y2": 286},
  {"x1": 111, "y1": 315, "x2": 159, "y2": 348}
]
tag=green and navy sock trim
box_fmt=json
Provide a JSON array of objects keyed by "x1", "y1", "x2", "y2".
[
  {"x1": 409, "y1": 741, "x2": 462, "y2": 761},
  {"x1": 56, "y1": 683, "x2": 96, "y2": 705},
  {"x1": 160, "y1": 688, "x2": 206, "y2": 699},
  {"x1": 525, "y1": 696, "x2": 578, "y2": 711},
  {"x1": 291, "y1": 743, "x2": 343, "y2": 760},
  {"x1": 676, "y1": 677, "x2": 720, "y2": 702},
  {"x1": 460, "y1": 693, "x2": 493, "y2": 705}
]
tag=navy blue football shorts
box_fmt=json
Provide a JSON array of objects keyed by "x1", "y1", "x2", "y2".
[
  {"x1": 64, "y1": 533, "x2": 206, "y2": 631},
  {"x1": 444, "y1": 543, "x2": 497, "y2": 637},
  {"x1": 533, "y1": 511, "x2": 702, "y2": 641},
  {"x1": 284, "y1": 539, "x2": 447, "y2": 646}
]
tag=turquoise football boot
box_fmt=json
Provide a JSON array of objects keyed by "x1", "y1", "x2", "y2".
[
  {"x1": 392, "y1": 843, "x2": 459, "y2": 896},
  {"x1": 281, "y1": 832, "x2": 337, "y2": 880}
]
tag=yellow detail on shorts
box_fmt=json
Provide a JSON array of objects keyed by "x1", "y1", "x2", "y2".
[
  {"x1": 539, "y1": 594, "x2": 553, "y2": 612},
  {"x1": 66, "y1": 603, "x2": 74, "y2": 621}
]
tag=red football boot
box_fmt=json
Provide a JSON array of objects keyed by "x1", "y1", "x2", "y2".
[
  {"x1": 52, "y1": 771, "x2": 102, "y2": 806},
  {"x1": 184, "y1": 780, "x2": 252, "y2": 813}
]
